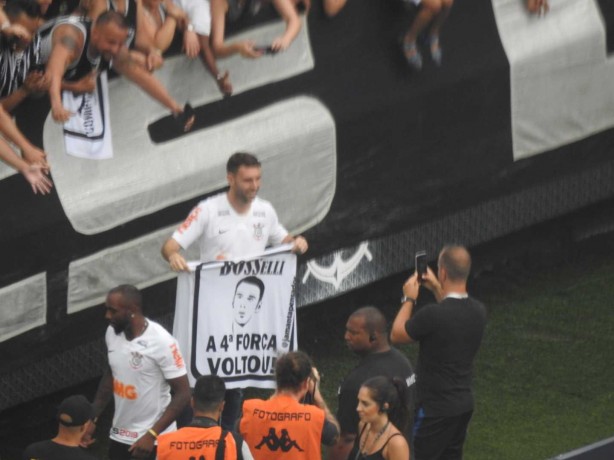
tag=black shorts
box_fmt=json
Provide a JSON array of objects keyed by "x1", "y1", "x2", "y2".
[{"x1": 413, "y1": 409, "x2": 473, "y2": 460}]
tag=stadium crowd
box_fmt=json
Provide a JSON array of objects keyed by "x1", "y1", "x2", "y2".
[
  {"x1": 0, "y1": 0, "x2": 550, "y2": 194},
  {"x1": 0, "y1": 0, "x2": 312, "y2": 194}
]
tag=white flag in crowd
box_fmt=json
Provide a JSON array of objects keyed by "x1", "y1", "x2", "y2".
[{"x1": 62, "y1": 71, "x2": 114, "y2": 160}]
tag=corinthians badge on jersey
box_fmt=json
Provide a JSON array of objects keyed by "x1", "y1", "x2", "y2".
[
  {"x1": 130, "y1": 352, "x2": 144, "y2": 370},
  {"x1": 253, "y1": 223, "x2": 264, "y2": 240}
]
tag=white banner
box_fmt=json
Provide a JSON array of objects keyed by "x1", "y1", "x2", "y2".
[
  {"x1": 173, "y1": 247, "x2": 297, "y2": 389},
  {"x1": 62, "y1": 71, "x2": 114, "y2": 160}
]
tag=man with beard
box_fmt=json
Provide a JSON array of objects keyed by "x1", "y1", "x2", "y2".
[
  {"x1": 161, "y1": 152, "x2": 308, "y2": 431},
  {"x1": 82, "y1": 284, "x2": 190, "y2": 460},
  {"x1": 240, "y1": 351, "x2": 339, "y2": 460},
  {"x1": 162, "y1": 152, "x2": 308, "y2": 268}
]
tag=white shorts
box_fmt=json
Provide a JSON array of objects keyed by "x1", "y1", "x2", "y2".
[{"x1": 173, "y1": 0, "x2": 211, "y2": 36}]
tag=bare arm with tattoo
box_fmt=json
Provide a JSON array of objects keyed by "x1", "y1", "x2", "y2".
[{"x1": 45, "y1": 24, "x2": 85, "y2": 122}]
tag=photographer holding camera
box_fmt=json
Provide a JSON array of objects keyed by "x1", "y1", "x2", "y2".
[{"x1": 239, "y1": 351, "x2": 339, "y2": 460}]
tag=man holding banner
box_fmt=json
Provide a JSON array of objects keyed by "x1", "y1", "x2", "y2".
[
  {"x1": 162, "y1": 152, "x2": 308, "y2": 431},
  {"x1": 161, "y1": 152, "x2": 308, "y2": 268}
]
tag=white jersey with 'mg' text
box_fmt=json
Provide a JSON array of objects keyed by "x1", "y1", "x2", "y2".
[{"x1": 106, "y1": 320, "x2": 187, "y2": 445}]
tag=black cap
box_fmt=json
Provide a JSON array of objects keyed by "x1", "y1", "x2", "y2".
[{"x1": 57, "y1": 395, "x2": 94, "y2": 427}]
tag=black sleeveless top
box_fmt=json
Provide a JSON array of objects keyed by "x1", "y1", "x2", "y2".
[
  {"x1": 39, "y1": 16, "x2": 108, "y2": 81},
  {"x1": 349, "y1": 424, "x2": 404, "y2": 460}
]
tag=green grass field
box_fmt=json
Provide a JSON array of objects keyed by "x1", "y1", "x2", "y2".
[
  {"x1": 465, "y1": 264, "x2": 614, "y2": 459},
  {"x1": 301, "y1": 232, "x2": 614, "y2": 460}
]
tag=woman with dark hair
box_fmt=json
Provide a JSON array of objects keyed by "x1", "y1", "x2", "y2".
[{"x1": 350, "y1": 376, "x2": 411, "y2": 460}]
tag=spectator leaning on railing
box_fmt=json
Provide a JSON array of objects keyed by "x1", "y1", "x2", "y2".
[{"x1": 42, "y1": 10, "x2": 195, "y2": 130}]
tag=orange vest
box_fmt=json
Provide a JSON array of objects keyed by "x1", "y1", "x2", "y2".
[
  {"x1": 157, "y1": 426, "x2": 238, "y2": 460},
  {"x1": 240, "y1": 395, "x2": 325, "y2": 460}
]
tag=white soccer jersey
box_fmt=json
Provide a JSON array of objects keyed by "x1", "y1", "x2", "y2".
[
  {"x1": 172, "y1": 193, "x2": 288, "y2": 262},
  {"x1": 106, "y1": 320, "x2": 187, "y2": 445}
]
